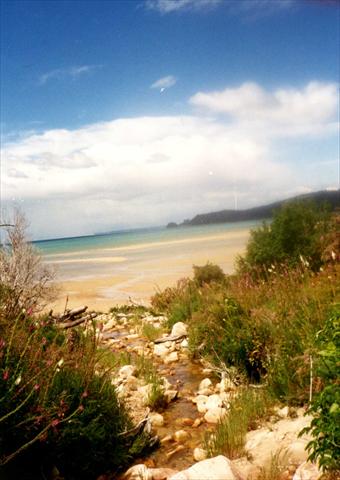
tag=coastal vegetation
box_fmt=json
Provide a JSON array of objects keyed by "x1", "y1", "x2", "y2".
[
  {"x1": 0, "y1": 215, "x2": 155, "y2": 479},
  {"x1": 1, "y1": 201, "x2": 339, "y2": 478},
  {"x1": 152, "y1": 201, "x2": 340, "y2": 473}
]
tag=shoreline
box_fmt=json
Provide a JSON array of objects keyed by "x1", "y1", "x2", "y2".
[{"x1": 49, "y1": 226, "x2": 251, "y2": 313}]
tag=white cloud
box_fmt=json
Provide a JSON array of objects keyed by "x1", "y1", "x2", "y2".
[
  {"x1": 38, "y1": 65, "x2": 102, "y2": 85},
  {"x1": 190, "y1": 81, "x2": 338, "y2": 137},
  {"x1": 145, "y1": 0, "x2": 222, "y2": 13},
  {"x1": 1, "y1": 80, "x2": 337, "y2": 239},
  {"x1": 151, "y1": 75, "x2": 177, "y2": 91}
]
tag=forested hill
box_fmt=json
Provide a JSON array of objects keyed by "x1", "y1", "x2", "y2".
[{"x1": 167, "y1": 190, "x2": 339, "y2": 228}]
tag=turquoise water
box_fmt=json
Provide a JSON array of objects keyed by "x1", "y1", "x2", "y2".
[{"x1": 33, "y1": 221, "x2": 260, "y2": 257}]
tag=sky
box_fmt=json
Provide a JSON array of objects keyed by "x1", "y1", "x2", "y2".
[{"x1": 0, "y1": 0, "x2": 339, "y2": 240}]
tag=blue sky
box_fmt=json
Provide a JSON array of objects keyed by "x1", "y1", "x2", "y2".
[{"x1": 1, "y1": 0, "x2": 339, "y2": 239}]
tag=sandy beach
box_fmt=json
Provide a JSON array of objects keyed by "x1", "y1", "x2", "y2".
[{"x1": 49, "y1": 227, "x2": 250, "y2": 312}]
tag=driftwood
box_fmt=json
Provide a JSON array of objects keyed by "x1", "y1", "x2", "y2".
[
  {"x1": 154, "y1": 334, "x2": 187, "y2": 344},
  {"x1": 49, "y1": 305, "x2": 97, "y2": 329}
]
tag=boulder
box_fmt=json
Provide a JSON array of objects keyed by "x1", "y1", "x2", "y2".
[
  {"x1": 199, "y1": 378, "x2": 212, "y2": 391},
  {"x1": 216, "y1": 378, "x2": 236, "y2": 392},
  {"x1": 149, "y1": 412, "x2": 165, "y2": 427},
  {"x1": 122, "y1": 464, "x2": 152, "y2": 480},
  {"x1": 154, "y1": 344, "x2": 169, "y2": 357},
  {"x1": 125, "y1": 375, "x2": 139, "y2": 391},
  {"x1": 173, "y1": 430, "x2": 190, "y2": 443},
  {"x1": 292, "y1": 462, "x2": 322, "y2": 480},
  {"x1": 205, "y1": 394, "x2": 223, "y2": 410},
  {"x1": 204, "y1": 407, "x2": 227, "y2": 424},
  {"x1": 169, "y1": 455, "x2": 239, "y2": 480},
  {"x1": 164, "y1": 389, "x2": 178, "y2": 403},
  {"x1": 193, "y1": 448, "x2": 207, "y2": 462},
  {"x1": 171, "y1": 322, "x2": 188, "y2": 337},
  {"x1": 164, "y1": 352, "x2": 178, "y2": 364},
  {"x1": 180, "y1": 339, "x2": 189, "y2": 349},
  {"x1": 118, "y1": 365, "x2": 136, "y2": 379}
]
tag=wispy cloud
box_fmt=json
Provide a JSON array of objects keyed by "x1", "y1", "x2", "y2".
[
  {"x1": 150, "y1": 75, "x2": 177, "y2": 91},
  {"x1": 145, "y1": 0, "x2": 296, "y2": 16},
  {"x1": 38, "y1": 64, "x2": 102, "y2": 85},
  {"x1": 145, "y1": 0, "x2": 222, "y2": 14}
]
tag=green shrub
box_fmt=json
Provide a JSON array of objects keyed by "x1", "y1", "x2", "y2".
[
  {"x1": 300, "y1": 306, "x2": 340, "y2": 473},
  {"x1": 237, "y1": 201, "x2": 332, "y2": 273},
  {"x1": 193, "y1": 262, "x2": 226, "y2": 287},
  {"x1": 0, "y1": 312, "x2": 154, "y2": 479}
]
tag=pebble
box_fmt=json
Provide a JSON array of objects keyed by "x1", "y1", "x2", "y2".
[
  {"x1": 193, "y1": 447, "x2": 208, "y2": 462},
  {"x1": 173, "y1": 430, "x2": 190, "y2": 443}
]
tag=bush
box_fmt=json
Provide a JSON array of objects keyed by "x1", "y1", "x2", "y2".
[
  {"x1": 193, "y1": 262, "x2": 226, "y2": 287},
  {"x1": 0, "y1": 211, "x2": 56, "y2": 318},
  {"x1": 237, "y1": 201, "x2": 332, "y2": 273},
  {"x1": 0, "y1": 313, "x2": 154, "y2": 479},
  {"x1": 301, "y1": 306, "x2": 340, "y2": 473}
]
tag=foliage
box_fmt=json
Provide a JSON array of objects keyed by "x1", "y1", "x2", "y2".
[
  {"x1": 0, "y1": 312, "x2": 154, "y2": 479},
  {"x1": 135, "y1": 354, "x2": 166, "y2": 410},
  {"x1": 193, "y1": 262, "x2": 226, "y2": 287},
  {"x1": 0, "y1": 211, "x2": 56, "y2": 318},
  {"x1": 237, "y1": 201, "x2": 332, "y2": 273},
  {"x1": 300, "y1": 306, "x2": 340, "y2": 473},
  {"x1": 204, "y1": 387, "x2": 273, "y2": 458}
]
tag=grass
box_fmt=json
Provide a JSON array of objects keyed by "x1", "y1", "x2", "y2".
[
  {"x1": 141, "y1": 322, "x2": 164, "y2": 342},
  {"x1": 204, "y1": 387, "x2": 273, "y2": 459},
  {"x1": 256, "y1": 449, "x2": 290, "y2": 480},
  {"x1": 134, "y1": 354, "x2": 166, "y2": 410}
]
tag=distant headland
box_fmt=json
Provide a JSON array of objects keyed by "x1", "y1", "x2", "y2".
[{"x1": 167, "y1": 189, "x2": 339, "y2": 228}]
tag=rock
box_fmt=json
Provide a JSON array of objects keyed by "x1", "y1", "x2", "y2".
[
  {"x1": 292, "y1": 461, "x2": 322, "y2": 480},
  {"x1": 169, "y1": 455, "x2": 239, "y2": 480},
  {"x1": 138, "y1": 384, "x2": 152, "y2": 405},
  {"x1": 180, "y1": 417, "x2": 194, "y2": 427},
  {"x1": 205, "y1": 394, "x2": 223, "y2": 410},
  {"x1": 287, "y1": 440, "x2": 311, "y2": 464},
  {"x1": 118, "y1": 365, "x2": 136, "y2": 379},
  {"x1": 149, "y1": 412, "x2": 165, "y2": 427},
  {"x1": 125, "y1": 375, "x2": 139, "y2": 391},
  {"x1": 193, "y1": 448, "x2": 208, "y2": 462},
  {"x1": 122, "y1": 464, "x2": 152, "y2": 480},
  {"x1": 154, "y1": 344, "x2": 169, "y2": 357},
  {"x1": 204, "y1": 407, "x2": 227, "y2": 424},
  {"x1": 166, "y1": 445, "x2": 185, "y2": 459},
  {"x1": 199, "y1": 378, "x2": 212, "y2": 392},
  {"x1": 164, "y1": 389, "x2": 178, "y2": 403},
  {"x1": 216, "y1": 378, "x2": 236, "y2": 392},
  {"x1": 277, "y1": 406, "x2": 289, "y2": 418},
  {"x1": 171, "y1": 322, "x2": 188, "y2": 337},
  {"x1": 103, "y1": 317, "x2": 116, "y2": 331},
  {"x1": 161, "y1": 434, "x2": 173, "y2": 444},
  {"x1": 164, "y1": 352, "x2": 178, "y2": 364},
  {"x1": 192, "y1": 418, "x2": 203, "y2": 428},
  {"x1": 173, "y1": 430, "x2": 190, "y2": 443},
  {"x1": 180, "y1": 339, "x2": 189, "y2": 348}
]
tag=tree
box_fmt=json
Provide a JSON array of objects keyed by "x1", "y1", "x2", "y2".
[
  {"x1": 237, "y1": 200, "x2": 331, "y2": 273},
  {"x1": 0, "y1": 210, "x2": 56, "y2": 318}
]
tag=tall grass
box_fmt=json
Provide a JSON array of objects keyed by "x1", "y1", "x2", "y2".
[{"x1": 204, "y1": 387, "x2": 273, "y2": 458}]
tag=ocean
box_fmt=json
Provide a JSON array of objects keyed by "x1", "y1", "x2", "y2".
[{"x1": 33, "y1": 221, "x2": 260, "y2": 286}]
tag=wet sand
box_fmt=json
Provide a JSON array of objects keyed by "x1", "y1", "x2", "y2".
[{"x1": 49, "y1": 227, "x2": 250, "y2": 313}]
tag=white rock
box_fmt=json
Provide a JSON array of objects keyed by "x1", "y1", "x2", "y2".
[
  {"x1": 193, "y1": 448, "x2": 207, "y2": 462},
  {"x1": 138, "y1": 384, "x2": 152, "y2": 405},
  {"x1": 164, "y1": 389, "x2": 178, "y2": 403},
  {"x1": 126, "y1": 333, "x2": 139, "y2": 340},
  {"x1": 164, "y1": 351, "x2": 178, "y2": 364},
  {"x1": 169, "y1": 455, "x2": 238, "y2": 480},
  {"x1": 125, "y1": 375, "x2": 139, "y2": 390},
  {"x1": 171, "y1": 322, "x2": 188, "y2": 337},
  {"x1": 103, "y1": 317, "x2": 116, "y2": 331},
  {"x1": 123, "y1": 464, "x2": 152, "y2": 480},
  {"x1": 204, "y1": 407, "x2": 227, "y2": 424},
  {"x1": 154, "y1": 344, "x2": 169, "y2": 357},
  {"x1": 118, "y1": 364, "x2": 136, "y2": 379},
  {"x1": 149, "y1": 412, "x2": 165, "y2": 427},
  {"x1": 277, "y1": 406, "x2": 289, "y2": 418},
  {"x1": 293, "y1": 461, "x2": 322, "y2": 480},
  {"x1": 199, "y1": 378, "x2": 212, "y2": 392},
  {"x1": 180, "y1": 339, "x2": 189, "y2": 348},
  {"x1": 216, "y1": 378, "x2": 236, "y2": 392},
  {"x1": 205, "y1": 394, "x2": 223, "y2": 410},
  {"x1": 174, "y1": 430, "x2": 190, "y2": 443}
]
